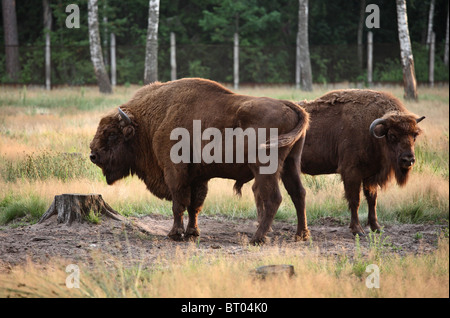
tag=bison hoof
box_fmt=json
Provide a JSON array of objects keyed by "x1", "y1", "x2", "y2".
[
  {"x1": 369, "y1": 223, "x2": 382, "y2": 233},
  {"x1": 184, "y1": 227, "x2": 200, "y2": 241},
  {"x1": 295, "y1": 230, "x2": 310, "y2": 242},
  {"x1": 250, "y1": 236, "x2": 268, "y2": 246},
  {"x1": 168, "y1": 228, "x2": 185, "y2": 241},
  {"x1": 350, "y1": 224, "x2": 366, "y2": 237}
]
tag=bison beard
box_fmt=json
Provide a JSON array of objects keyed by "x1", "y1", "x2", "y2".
[
  {"x1": 299, "y1": 89, "x2": 425, "y2": 236},
  {"x1": 103, "y1": 146, "x2": 135, "y2": 185},
  {"x1": 90, "y1": 78, "x2": 310, "y2": 244}
]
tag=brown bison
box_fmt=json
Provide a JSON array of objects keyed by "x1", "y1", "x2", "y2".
[
  {"x1": 298, "y1": 89, "x2": 425, "y2": 236},
  {"x1": 90, "y1": 78, "x2": 310, "y2": 244}
]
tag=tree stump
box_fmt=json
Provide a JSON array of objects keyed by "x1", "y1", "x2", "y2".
[
  {"x1": 253, "y1": 265, "x2": 295, "y2": 280},
  {"x1": 38, "y1": 194, "x2": 123, "y2": 225},
  {"x1": 38, "y1": 194, "x2": 150, "y2": 235}
]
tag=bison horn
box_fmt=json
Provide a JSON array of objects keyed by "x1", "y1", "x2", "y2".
[
  {"x1": 416, "y1": 116, "x2": 425, "y2": 123},
  {"x1": 118, "y1": 107, "x2": 132, "y2": 125},
  {"x1": 369, "y1": 118, "x2": 387, "y2": 139}
]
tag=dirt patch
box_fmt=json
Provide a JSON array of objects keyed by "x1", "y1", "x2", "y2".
[{"x1": 0, "y1": 214, "x2": 446, "y2": 271}]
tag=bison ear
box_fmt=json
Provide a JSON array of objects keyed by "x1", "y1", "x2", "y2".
[{"x1": 122, "y1": 125, "x2": 135, "y2": 141}]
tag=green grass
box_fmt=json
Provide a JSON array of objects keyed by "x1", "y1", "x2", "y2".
[
  {"x1": 0, "y1": 194, "x2": 47, "y2": 225},
  {"x1": 415, "y1": 136, "x2": 450, "y2": 179},
  {"x1": 85, "y1": 209, "x2": 101, "y2": 224},
  {"x1": 1, "y1": 151, "x2": 103, "y2": 182}
]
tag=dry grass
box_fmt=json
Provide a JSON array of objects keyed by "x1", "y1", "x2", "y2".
[{"x1": 0, "y1": 236, "x2": 448, "y2": 298}]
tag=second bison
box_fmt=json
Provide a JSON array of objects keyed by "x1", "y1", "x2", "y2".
[{"x1": 299, "y1": 89, "x2": 425, "y2": 236}]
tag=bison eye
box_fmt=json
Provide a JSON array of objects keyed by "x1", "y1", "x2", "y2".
[
  {"x1": 108, "y1": 135, "x2": 118, "y2": 142},
  {"x1": 388, "y1": 133, "x2": 398, "y2": 142}
]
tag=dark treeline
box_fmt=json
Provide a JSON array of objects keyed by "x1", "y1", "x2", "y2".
[{"x1": 0, "y1": 0, "x2": 448, "y2": 85}]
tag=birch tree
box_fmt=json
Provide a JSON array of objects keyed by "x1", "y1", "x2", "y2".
[
  {"x1": 426, "y1": 0, "x2": 435, "y2": 48},
  {"x1": 2, "y1": 0, "x2": 20, "y2": 81},
  {"x1": 88, "y1": 0, "x2": 112, "y2": 94},
  {"x1": 296, "y1": 0, "x2": 312, "y2": 91},
  {"x1": 144, "y1": 0, "x2": 160, "y2": 84},
  {"x1": 396, "y1": 0, "x2": 417, "y2": 101},
  {"x1": 43, "y1": 0, "x2": 52, "y2": 90}
]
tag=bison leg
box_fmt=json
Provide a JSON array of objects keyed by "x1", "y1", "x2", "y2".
[
  {"x1": 250, "y1": 174, "x2": 282, "y2": 245},
  {"x1": 185, "y1": 181, "x2": 208, "y2": 240},
  {"x1": 343, "y1": 178, "x2": 365, "y2": 236},
  {"x1": 254, "y1": 189, "x2": 266, "y2": 226},
  {"x1": 363, "y1": 182, "x2": 381, "y2": 233},
  {"x1": 281, "y1": 157, "x2": 309, "y2": 241},
  {"x1": 165, "y1": 167, "x2": 191, "y2": 241},
  {"x1": 168, "y1": 200, "x2": 187, "y2": 241}
]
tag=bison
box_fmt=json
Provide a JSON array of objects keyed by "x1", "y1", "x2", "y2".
[
  {"x1": 90, "y1": 78, "x2": 310, "y2": 244},
  {"x1": 298, "y1": 89, "x2": 425, "y2": 236}
]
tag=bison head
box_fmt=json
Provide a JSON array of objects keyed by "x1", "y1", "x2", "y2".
[
  {"x1": 90, "y1": 108, "x2": 138, "y2": 185},
  {"x1": 369, "y1": 113, "x2": 425, "y2": 186}
]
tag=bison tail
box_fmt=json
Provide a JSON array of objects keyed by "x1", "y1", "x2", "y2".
[
  {"x1": 233, "y1": 181, "x2": 244, "y2": 197},
  {"x1": 263, "y1": 101, "x2": 310, "y2": 149}
]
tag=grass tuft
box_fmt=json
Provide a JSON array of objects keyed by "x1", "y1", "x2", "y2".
[{"x1": 0, "y1": 194, "x2": 47, "y2": 225}]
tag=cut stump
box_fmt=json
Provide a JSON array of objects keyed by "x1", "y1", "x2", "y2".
[
  {"x1": 253, "y1": 265, "x2": 295, "y2": 280},
  {"x1": 38, "y1": 194, "x2": 150, "y2": 234}
]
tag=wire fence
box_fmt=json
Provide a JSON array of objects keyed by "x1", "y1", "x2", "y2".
[{"x1": 0, "y1": 42, "x2": 448, "y2": 86}]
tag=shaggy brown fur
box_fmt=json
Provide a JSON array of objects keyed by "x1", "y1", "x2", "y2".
[
  {"x1": 90, "y1": 78, "x2": 310, "y2": 244},
  {"x1": 299, "y1": 89, "x2": 424, "y2": 235}
]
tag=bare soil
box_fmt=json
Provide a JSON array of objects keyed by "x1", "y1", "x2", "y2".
[{"x1": 0, "y1": 213, "x2": 446, "y2": 271}]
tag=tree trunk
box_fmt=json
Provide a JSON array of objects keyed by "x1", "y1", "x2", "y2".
[
  {"x1": 102, "y1": 0, "x2": 109, "y2": 68},
  {"x1": 234, "y1": 32, "x2": 239, "y2": 90},
  {"x1": 2, "y1": 0, "x2": 20, "y2": 81},
  {"x1": 88, "y1": 0, "x2": 112, "y2": 94},
  {"x1": 233, "y1": 13, "x2": 239, "y2": 90},
  {"x1": 429, "y1": 32, "x2": 435, "y2": 87},
  {"x1": 445, "y1": 6, "x2": 449, "y2": 67},
  {"x1": 396, "y1": 0, "x2": 418, "y2": 101},
  {"x1": 170, "y1": 32, "x2": 176, "y2": 81},
  {"x1": 295, "y1": 30, "x2": 301, "y2": 89},
  {"x1": 43, "y1": 0, "x2": 52, "y2": 90},
  {"x1": 367, "y1": 31, "x2": 373, "y2": 86},
  {"x1": 297, "y1": 0, "x2": 313, "y2": 91},
  {"x1": 110, "y1": 33, "x2": 116, "y2": 86},
  {"x1": 38, "y1": 194, "x2": 151, "y2": 234},
  {"x1": 426, "y1": 0, "x2": 435, "y2": 48},
  {"x1": 144, "y1": 0, "x2": 160, "y2": 84},
  {"x1": 357, "y1": 0, "x2": 366, "y2": 70}
]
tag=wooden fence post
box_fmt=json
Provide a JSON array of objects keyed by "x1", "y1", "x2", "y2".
[
  {"x1": 110, "y1": 33, "x2": 116, "y2": 86},
  {"x1": 234, "y1": 32, "x2": 239, "y2": 90},
  {"x1": 367, "y1": 31, "x2": 373, "y2": 86},
  {"x1": 170, "y1": 32, "x2": 177, "y2": 81},
  {"x1": 429, "y1": 32, "x2": 435, "y2": 88}
]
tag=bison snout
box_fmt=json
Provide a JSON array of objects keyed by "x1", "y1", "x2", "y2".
[
  {"x1": 90, "y1": 152, "x2": 98, "y2": 164},
  {"x1": 400, "y1": 154, "x2": 415, "y2": 168}
]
